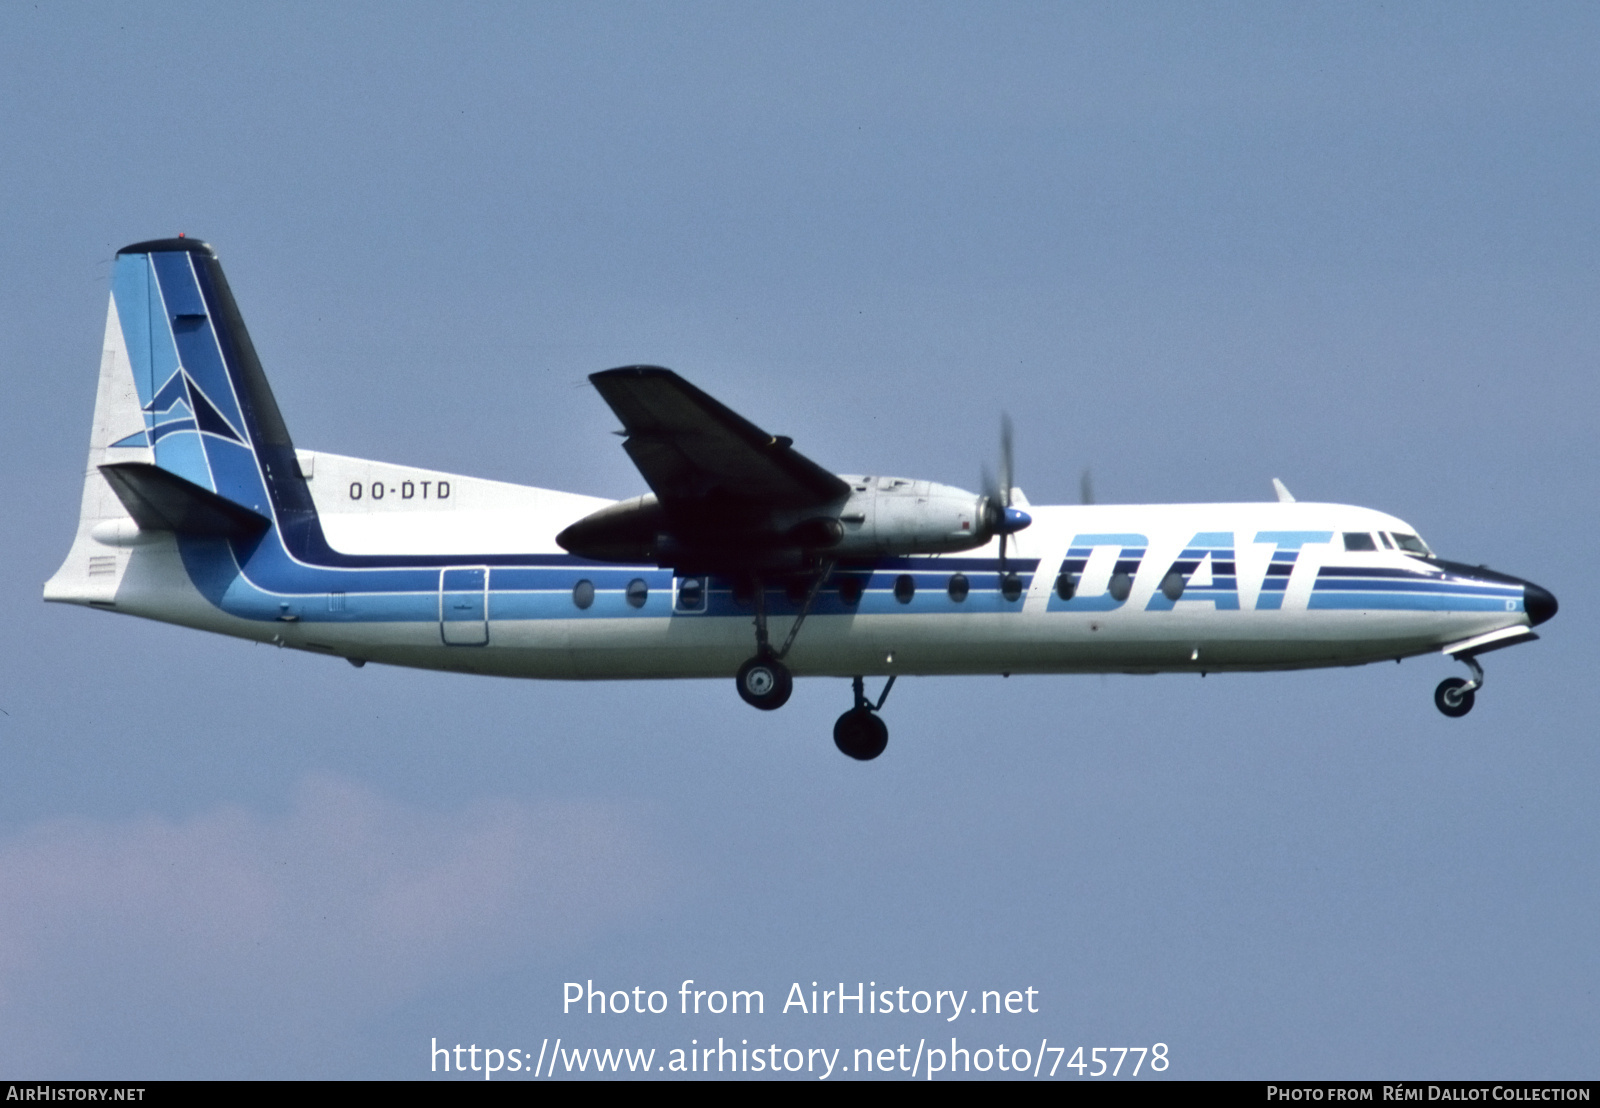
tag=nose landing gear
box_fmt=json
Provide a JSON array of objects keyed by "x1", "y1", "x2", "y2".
[
  {"x1": 1434, "y1": 655, "x2": 1484, "y2": 718},
  {"x1": 833, "y1": 675, "x2": 894, "y2": 760}
]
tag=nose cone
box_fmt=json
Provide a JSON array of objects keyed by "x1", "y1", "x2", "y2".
[
  {"x1": 1002, "y1": 506, "x2": 1032, "y2": 534},
  {"x1": 1524, "y1": 581, "x2": 1559, "y2": 627}
]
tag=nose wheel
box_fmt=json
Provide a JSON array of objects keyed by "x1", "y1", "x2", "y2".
[
  {"x1": 1434, "y1": 655, "x2": 1484, "y2": 718},
  {"x1": 1434, "y1": 678, "x2": 1475, "y2": 717}
]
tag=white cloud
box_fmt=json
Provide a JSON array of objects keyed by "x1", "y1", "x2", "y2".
[{"x1": 0, "y1": 776, "x2": 671, "y2": 1073}]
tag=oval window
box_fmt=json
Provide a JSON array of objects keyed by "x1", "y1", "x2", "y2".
[
  {"x1": 893, "y1": 574, "x2": 916, "y2": 604},
  {"x1": 1055, "y1": 572, "x2": 1076, "y2": 601},
  {"x1": 677, "y1": 577, "x2": 705, "y2": 611},
  {"x1": 837, "y1": 576, "x2": 863, "y2": 605},
  {"x1": 1000, "y1": 572, "x2": 1023, "y2": 602},
  {"x1": 1108, "y1": 571, "x2": 1133, "y2": 602},
  {"x1": 572, "y1": 579, "x2": 595, "y2": 610},
  {"x1": 626, "y1": 578, "x2": 649, "y2": 609},
  {"x1": 947, "y1": 573, "x2": 969, "y2": 602},
  {"x1": 1160, "y1": 571, "x2": 1186, "y2": 601}
]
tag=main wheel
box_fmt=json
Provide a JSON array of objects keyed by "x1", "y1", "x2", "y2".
[
  {"x1": 1434, "y1": 677, "x2": 1475, "y2": 718},
  {"x1": 833, "y1": 707, "x2": 889, "y2": 761},
  {"x1": 736, "y1": 654, "x2": 793, "y2": 710}
]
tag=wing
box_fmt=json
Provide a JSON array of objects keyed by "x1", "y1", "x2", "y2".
[{"x1": 590, "y1": 366, "x2": 849, "y2": 510}]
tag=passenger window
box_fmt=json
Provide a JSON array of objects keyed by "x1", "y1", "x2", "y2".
[
  {"x1": 675, "y1": 577, "x2": 705, "y2": 612},
  {"x1": 1342, "y1": 532, "x2": 1377, "y2": 552},
  {"x1": 626, "y1": 578, "x2": 649, "y2": 609},
  {"x1": 837, "y1": 576, "x2": 863, "y2": 605},
  {"x1": 947, "y1": 573, "x2": 969, "y2": 602},
  {"x1": 894, "y1": 574, "x2": 915, "y2": 604},
  {"x1": 572, "y1": 579, "x2": 595, "y2": 610}
]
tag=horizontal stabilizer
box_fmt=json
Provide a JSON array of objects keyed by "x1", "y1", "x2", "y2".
[{"x1": 99, "y1": 462, "x2": 270, "y2": 540}]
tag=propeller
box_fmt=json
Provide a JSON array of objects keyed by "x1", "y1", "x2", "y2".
[{"x1": 980, "y1": 414, "x2": 1031, "y2": 572}]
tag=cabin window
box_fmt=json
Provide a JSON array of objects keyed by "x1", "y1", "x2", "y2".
[
  {"x1": 626, "y1": 578, "x2": 649, "y2": 609},
  {"x1": 837, "y1": 576, "x2": 863, "y2": 605},
  {"x1": 1056, "y1": 573, "x2": 1076, "y2": 601},
  {"x1": 894, "y1": 574, "x2": 916, "y2": 604},
  {"x1": 676, "y1": 577, "x2": 705, "y2": 612},
  {"x1": 1000, "y1": 572, "x2": 1023, "y2": 602},
  {"x1": 1160, "y1": 571, "x2": 1186, "y2": 601},
  {"x1": 947, "y1": 573, "x2": 969, "y2": 602},
  {"x1": 1342, "y1": 532, "x2": 1378, "y2": 552},
  {"x1": 1108, "y1": 571, "x2": 1133, "y2": 602},
  {"x1": 572, "y1": 579, "x2": 595, "y2": 610}
]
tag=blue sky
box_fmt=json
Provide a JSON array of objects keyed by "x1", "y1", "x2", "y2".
[{"x1": 2, "y1": 3, "x2": 1596, "y2": 1079}]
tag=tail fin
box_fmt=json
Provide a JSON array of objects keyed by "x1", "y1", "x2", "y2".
[{"x1": 46, "y1": 237, "x2": 310, "y2": 604}]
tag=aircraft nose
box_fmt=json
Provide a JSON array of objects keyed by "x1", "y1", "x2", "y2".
[{"x1": 1523, "y1": 580, "x2": 1558, "y2": 627}]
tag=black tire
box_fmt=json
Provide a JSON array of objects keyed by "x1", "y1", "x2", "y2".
[
  {"x1": 833, "y1": 707, "x2": 889, "y2": 761},
  {"x1": 1434, "y1": 677, "x2": 1475, "y2": 718},
  {"x1": 736, "y1": 655, "x2": 793, "y2": 711}
]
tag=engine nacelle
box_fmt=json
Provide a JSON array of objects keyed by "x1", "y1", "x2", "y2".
[
  {"x1": 555, "y1": 474, "x2": 1025, "y2": 570},
  {"x1": 825, "y1": 475, "x2": 988, "y2": 557}
]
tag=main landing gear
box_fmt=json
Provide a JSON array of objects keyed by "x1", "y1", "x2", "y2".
[
  {"x1": 1434, "y1": 654, "x2": 1484, "y2": 718},
  {"x1": 736, "y1": 652, "x2": 793, "y2": 711},
  {"x1": 731, "y1": 568, "x2": 895, "y2": 759},
  {"x1": 733, "y1": 567, "x2": 831, "y2": 712},
  {"x1": 834, "y1": 675, "x2": 895, "y2": 761}
]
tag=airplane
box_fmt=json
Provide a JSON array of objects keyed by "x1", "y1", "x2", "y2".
[{"x1": 45, "y1": 237, "x2": 1558, "y2": 760}]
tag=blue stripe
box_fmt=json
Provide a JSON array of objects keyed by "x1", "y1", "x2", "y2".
[{"x1": 1310, "y1": 593, "x2": 1522, "y2": 613}]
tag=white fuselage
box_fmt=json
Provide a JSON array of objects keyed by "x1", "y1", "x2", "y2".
[{"x1": 48, "y1": 449, "x2": 1534, "y2": 683}]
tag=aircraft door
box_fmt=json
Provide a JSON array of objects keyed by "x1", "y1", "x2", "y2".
[{"x1": 439, "y1": 566, "x2": 489, "y2": 645}]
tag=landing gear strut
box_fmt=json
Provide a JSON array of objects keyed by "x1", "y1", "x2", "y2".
[
  {"x1": 1434, "y1": 654, "x2": 1483, "y2": 718},
  {"x1": 733, "y1": 565, "x2": 831, "y2": 712},
  {"x1": 833, "y1": 675, "x2": 895, "y2": 760}
]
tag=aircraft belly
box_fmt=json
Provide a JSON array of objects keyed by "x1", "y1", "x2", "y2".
[{"x1": 465, "y1": 603, "x2": 1517, "y2": 680}]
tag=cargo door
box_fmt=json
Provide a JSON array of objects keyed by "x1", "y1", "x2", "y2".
[{"x1": 439, "y1": 566, "x2": 489, "y2": 645}]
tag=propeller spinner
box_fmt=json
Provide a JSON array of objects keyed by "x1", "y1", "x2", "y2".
[{"x1": 980, "y1": 414, "x2": 1032, "y2": 569}]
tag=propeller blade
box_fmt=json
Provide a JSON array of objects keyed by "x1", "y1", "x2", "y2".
[{"x1": 1000, "y1": 414, "x2": 1014, "y2": 508}]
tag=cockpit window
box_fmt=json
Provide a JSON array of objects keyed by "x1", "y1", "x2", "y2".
[
  {"x1": 1377, "y1": 531, "x2": 1394, "y2": 549},
  {"x1": 1342, "y1": 532, "x2": 1378, "y2": 552},
  {"x1": 1391, "y1": 532, "x2": 1432, "y2": 556}
]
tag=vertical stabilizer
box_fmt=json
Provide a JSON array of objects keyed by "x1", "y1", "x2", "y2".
[
  {"x1": 46, "y1": 238, "x2": 311, "y2": 606},
  {"x1": 43, "y1": 292, "x2": 157, "y2": 603}
]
